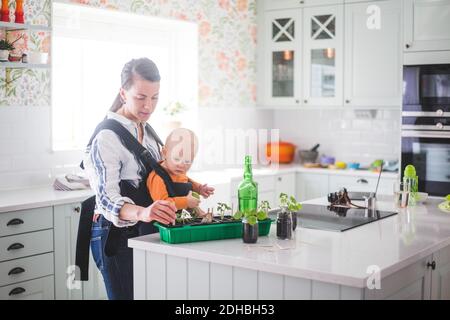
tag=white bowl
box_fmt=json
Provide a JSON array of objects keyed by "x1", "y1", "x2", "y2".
[{"x1": 27, "y1": 52, "x2": 48, "y2": 64}]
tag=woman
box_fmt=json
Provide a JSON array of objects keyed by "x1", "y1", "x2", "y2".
[{"x1": 83, "y1": 58, "x2": 177, "y2": 300}]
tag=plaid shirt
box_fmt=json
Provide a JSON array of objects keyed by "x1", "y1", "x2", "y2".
[{"x1": 83, "y1": 112, "x2": 162, "y2": 227}]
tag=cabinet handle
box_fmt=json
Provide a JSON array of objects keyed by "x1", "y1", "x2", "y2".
[
  {"x1": 278, "y1": 177, "x2": 282, "y2": 181},
  {"x1": 7, "y1": 243, "x2": 24, "y2": 251},
  {"x1": 7, "y1": 218, "x2": 24, "y2": 226},
  {"x1": 405, "y1": 43, "x2": 410, "y2": 49},
  {"x1": 304, "y1": 99, "x2": 308, "y2": 104},
  {"x1": 300, "y1": 0, "x2": 304, "y2": 4},
  {"x1": 345, "y1": 99, "x2": 351, "y2": 104},
  {"x1": 356, "y1": 178, "x2": 368, "y2": 184},
  {"x1": 74, "y1": 206, "x2": 81, "y2": 213},
  {"x1": 8, "y1": 267, "x2": 25, "y2": 276},
  {"x1": 9, "y1": 287, "x2": 26, "y2": 296},
  {"x1": 295, "y1": 99, "x2": 300, "y2": 104},
  {"x1": 427, "y1": 261, "x2": 436, "y2": 270}
]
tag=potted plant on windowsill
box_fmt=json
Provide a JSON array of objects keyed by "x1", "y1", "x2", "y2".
[
  {"x1": 0, "y1": 39, "x2": 15, "y2": 62},
  {"x1": 163, "y1": 100, "x2": 188, "y2": 132}
]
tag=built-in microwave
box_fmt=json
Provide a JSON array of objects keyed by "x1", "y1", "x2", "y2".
[{"x1": 402, "y1": 65, "x2": 450, "y2": 197}]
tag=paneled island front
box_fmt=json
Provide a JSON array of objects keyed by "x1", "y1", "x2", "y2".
[{"x1": 129, "y1": 196, "x2": 450, "y2": 300}]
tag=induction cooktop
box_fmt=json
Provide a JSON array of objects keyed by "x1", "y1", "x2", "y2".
[{"x1": 294, "y1": 203, "x2": 398, "y2": 232}]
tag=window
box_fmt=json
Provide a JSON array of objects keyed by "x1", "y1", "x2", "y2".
[{"x1": 52, "y1": 2, "x2": 198, "y2": 151}]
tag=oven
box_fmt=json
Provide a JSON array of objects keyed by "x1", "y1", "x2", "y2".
[{"x1": 402, "y1": 65, "x2": 450, "y2": 197}]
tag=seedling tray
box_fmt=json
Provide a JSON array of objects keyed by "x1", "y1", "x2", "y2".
[{"x1": 155, "y1": 219, "x2": 273, "y2": 244}]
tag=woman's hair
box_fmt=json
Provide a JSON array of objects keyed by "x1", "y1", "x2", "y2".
[{"x1": 110, "y1": 58, "x2": 161, "y2": 112}]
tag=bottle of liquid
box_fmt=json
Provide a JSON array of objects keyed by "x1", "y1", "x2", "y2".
[
  {"x1": 403, "y1": 164, "x2": 418, "y2": 206},
  {"x1": 238, "y1": 155, "x2": 258, "y2": 213}
]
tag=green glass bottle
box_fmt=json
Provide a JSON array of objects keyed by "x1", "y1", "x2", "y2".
[{"x1": 238, "y1": 155, "x2": 258, "y2": 213}]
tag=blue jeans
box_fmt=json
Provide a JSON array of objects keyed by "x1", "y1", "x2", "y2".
[{"x1": 90, "y1": 215, "x2": 136, "y2": 300}]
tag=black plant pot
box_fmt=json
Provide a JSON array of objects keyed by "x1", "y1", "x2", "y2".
[
  {"x1": 242, "y1": 221, "x2": 258, "y2": 243},
  {"x1": 291, "y1": 211, "x2": 297, "y2": 231}
]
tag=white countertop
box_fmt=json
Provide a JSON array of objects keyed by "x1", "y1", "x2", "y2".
[
  {"x1": 0, "y1": 165, "x2": 397, "y2": 213},
  {"x1": 129, "y1": 195, "x2": 450, "y2": 288},
  {"x1": 0, "y1": 187, "x2": 94, "y2": 213}
]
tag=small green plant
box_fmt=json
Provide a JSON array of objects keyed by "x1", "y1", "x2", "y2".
[
  {"x1": 217, "y1": 202, "x2": 231, "y2": 220},
  {"x1": 279, "y1": 193, "x2": 302, "y2": 212},
  {"x1": 163, "y1": 101, "x2": 188, "y2": 117},
  {"x1": 257, "y1": 200, "x2": 271, "y2": 221},
  {"x1": 0, "y1": 39, "x2": 15, "y2": 51}
]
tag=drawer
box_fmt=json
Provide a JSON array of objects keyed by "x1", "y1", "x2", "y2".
[
  {"x1": 0, "y1": 229, "x2": 53, "y2": 262},
  {"x1": 231, "y1": 175, "x2": 275, "y2": 196},
  {"x1": 0, "y1": 275, "x2": 54, "y2": 300},
  {"x1": 0, "y1": 253, "x2": 54, "y2": 287},
  {"x1": 329, "y1": 175, "x2": 395, "y2": 195},
  {"x1": 0, "y1": 207, "x2": 53, "y2": 237}
]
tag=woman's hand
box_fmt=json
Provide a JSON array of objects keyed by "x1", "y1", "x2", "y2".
[
  {"x1": 138, "y1": 200, "x2": 177, "y2": 225},
  {"x1": 199, "y1": 184, "x2": 215, "y2": 198},
  {"x1": 187, "y1": 191, "x2": 201, "y2": 208}
]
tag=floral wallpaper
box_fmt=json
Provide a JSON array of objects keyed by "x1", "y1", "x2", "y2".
[
  {"x1": 1, "y1": 0, "x2": 257, "y2": 108},
  {"x1": 0, "y1": 0, "x2": 51, "y2": 106}
]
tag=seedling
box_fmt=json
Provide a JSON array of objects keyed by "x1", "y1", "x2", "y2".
[
  {"x1": 279, "y1": 193, "x2": 302, "y2": 212},
  {"x1": 216, "y1": 202, "x2": 231, "y2": 220}
]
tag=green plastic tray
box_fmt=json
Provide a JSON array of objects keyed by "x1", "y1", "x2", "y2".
[{"x1": 155, "y1": 219, "x2": 273, "y2": 244}]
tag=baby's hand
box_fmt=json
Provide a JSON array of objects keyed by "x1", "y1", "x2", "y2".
[
  {"x1": 199, "y1": 184, "x2": 215, "y2": 198},
  {"x1": 187, "y1": 191, "x2": 201, "y2": 208}
]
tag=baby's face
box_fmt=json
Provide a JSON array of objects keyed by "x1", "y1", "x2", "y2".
[{"x1": 163, "y1": 144, "x2": 196, "y2": 175}]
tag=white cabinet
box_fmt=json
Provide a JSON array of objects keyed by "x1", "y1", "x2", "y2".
[
  {"x1": 431, "y1": 245, "x2": 450, "y2": 299},
  {"x1": 0, "y1": 276, "x2": 55, "y2": 300},
  {"x1": 344, "y1": 0, "x2": 402, "y2": 107},
  {"x1": 230, "y1": 173, "x2": 295, "y2": 210},
  {"x1": 328, "y1": 174, "x2": 395, "y2": 194},
  {"x1": 303, "y1": 5, "x2": 343, "y2": 106},
  {"x1": 275, "y1": 172, "x2": 296, "y2": 199},
  {"x1": 404, "y1": 0, "x2": 450, "y2": 52},
  {"x1": 260, "y1": 9, "x2": 302, "y2": 106},
  {"x1": 263, "y1": 0, "x2": 344, "y2": 10},
  {"x1": 296, "y1": 173, "x2": 329, "y2": 201},
  {"x1": 54, "y1": 203, "x2": 107, "y2": 300}
]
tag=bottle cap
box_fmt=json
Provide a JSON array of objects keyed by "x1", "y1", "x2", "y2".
[{"x1": 404, "y1": 164, "x2": 416, "y2": 178}]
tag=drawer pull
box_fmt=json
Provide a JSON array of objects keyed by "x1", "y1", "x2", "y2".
[
  {"x1": 7, "y1": 218, "x2": 24, "y2": 226},
  {"x1": 356, "y1": 179, "x2": 368, "y2": 184},
  {"x1": 7, "y1": 243, "x2": 24, "y2": 251},
  {"x1": 9, "y1": 287, "x2": 26, "y2": 296},
  {"x1": 8, "y1": 267, "x2": 25, "y2": 276},
  {"x1": 427, "y1": 261, "x2": 436, "y2": 270}
]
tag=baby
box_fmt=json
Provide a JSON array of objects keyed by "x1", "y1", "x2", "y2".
[{"x1": 146, "y1": 128, "x2": 214, "y2": 214}]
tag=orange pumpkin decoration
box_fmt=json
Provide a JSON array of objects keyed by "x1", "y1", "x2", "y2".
[{"x1": 266, "y1": 141, "x2": 296, "y2": 164}]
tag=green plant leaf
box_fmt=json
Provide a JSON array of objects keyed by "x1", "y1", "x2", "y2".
[
  {"x1": 246, "y1": 215, "x2": 257, "y2": 226},
  {"x1": 233, "y1": 211, "x2": 243, "y2": 220},
  {"x1": 446, "y1": 194, "x2": 450, "y2": 202},
  {"x1": 257, "y1": 210, "x2": 267, "y2": 221}
]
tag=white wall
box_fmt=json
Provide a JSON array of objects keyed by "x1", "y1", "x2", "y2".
[
  {"x1": 0, "y1": 106, "x2": 84, "y2": 190},
  {"x1": 0, "y1": 105, "x2": 274, "y2": 190},
  {"x1": 272, "y1": 109, "x2": 401, "y2": 167}
]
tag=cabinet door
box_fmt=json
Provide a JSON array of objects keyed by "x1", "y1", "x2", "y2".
[
  {"x1": 328, "y1": 175, "x2": 395, "y2": 194},
  {"x1": 365, "y1": 255, "x2": 432, "y2": 300},
  {"x1": 54, "y1": 203, "x2": 83, "y2": 300},
  {"x1": 54, "y1": 203, "x2": 107, "y2": 300},
  {"x1": 296, "y1": 173, "x2": 329, "y2": 201},
  {"x1": 344, "y1": 0, "x2": 402, "y2": 107},
  {"x1": 303, "y1": 5, "x2": 343, "y2": 106},
  {"x1": 404, "y1": 0, "x2": 450, "y2": 52},
  {"x1": 431, "y1": 245, "x2": 450, "y2": 300},
  {"x1": 263, "y1": 9, "x2": 302, "y2": 106},
  {"x1": 275, "y1": 173, "x2": 296, "y2": 199}
]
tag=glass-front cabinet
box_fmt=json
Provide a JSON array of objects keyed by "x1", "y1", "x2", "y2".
[
  {"x1": 263, "y1": 9, "x2": 302, "y2": 106},
  {"x1": 303, "y1": 5, "x2": 343, "y2": 106}
]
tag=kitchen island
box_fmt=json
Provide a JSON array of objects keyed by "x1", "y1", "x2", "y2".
[{"x1": 129, "y1": 196, "x2": 450, "y2": 300}]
